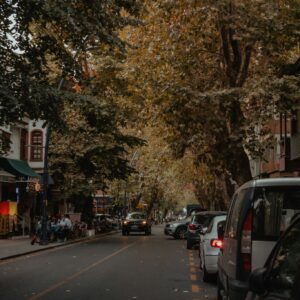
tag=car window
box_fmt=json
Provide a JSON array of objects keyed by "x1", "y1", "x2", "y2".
[
  {"x1": 129, "y1": 214, "x2": 145, "y2": 220},
  {"x1": 193, "y1": 215, "x2": 213, "y2": 226},
  {"x1": 225, "y1": 188, "x2": 250, "y2": 239},
  {"x1": 252, "y1": 186, "x2": 300, "y2": 240},
  {"x1": 205, "y1": 218, "x2": 214, "y2": 234},
  {"x1": 266, "y1": 218, "x2": 300, "y2": 299}
]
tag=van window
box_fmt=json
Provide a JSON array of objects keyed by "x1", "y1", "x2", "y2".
[
  {"x1": 225, "y1": 188, "x2": 250, "y2": 239},
  {"x1": 252, "y1": 186, "x2": 300, "y2": 240}
]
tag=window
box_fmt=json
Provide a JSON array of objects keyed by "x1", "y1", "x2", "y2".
[
  {"x1": 193, "y1": 214, "x2": 214, "y2": 227},
  {"x1": 252, "y1": 186, "x2": 300, "y2": 240},
  {"x1": 225, "y1": 188, "x2": 251, "y2": 239},
  {"x1": 30, "y1": 130, "x2": 43, "y2": 161},
  {"x1": 266, "y1": 219, "x2": 300, "y2": 299},
  {"x1": 0, "y1": 130, "x2": 11, "y2": 153}
]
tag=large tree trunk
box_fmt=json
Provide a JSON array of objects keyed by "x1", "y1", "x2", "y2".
[{"x1": 218, "y1": 21, "x2": 253, "y2": 186}]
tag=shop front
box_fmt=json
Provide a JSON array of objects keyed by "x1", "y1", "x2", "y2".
[{"x1": 0, "y1": 157, "x2": 39, "y2": 236}]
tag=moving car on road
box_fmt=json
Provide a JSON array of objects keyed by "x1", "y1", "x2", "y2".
[
  {"x1": 186, "y1": 211, "x2": 226, "y2": 250},
  {"x1": 122, "y1": 212, "x2": 151, "y2": 236},
  {"x1": 199, "y1": 214, "x2": 227, "y2": 282}
]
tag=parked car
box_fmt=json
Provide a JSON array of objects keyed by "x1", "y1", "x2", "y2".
[
  {"x1": 164, "y1": 216, "x2": 192, "y2": 239},
  {"x1": 246, "y1": 214, "x2": 300, "y2": 300},
  {"x1": 94, "y1": 214, "x2": 118, "y2": 232},
  {"x1": 122, "y1": 212, "x2": 151, "y2": 236},
  {"x1": 186, "y1": 211, "x2": 226, "y2": 250},
  {"x1": 199, "y1": 214, "x2": 227, "y2": 282},
  {"x1": 218, "y1": 178, "x2": 300, "y2": 300}
]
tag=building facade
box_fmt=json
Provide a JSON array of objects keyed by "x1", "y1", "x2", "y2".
[{"x1": 0, "y1": 119, "x2": 47, "y2": 236}]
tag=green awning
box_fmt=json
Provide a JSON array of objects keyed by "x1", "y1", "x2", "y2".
[{"x1": 0, "y1": 157, "x2": 39, "y2": 178}]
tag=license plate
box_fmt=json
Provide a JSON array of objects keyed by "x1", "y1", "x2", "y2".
[{"x1": 131, "y1": 225, "x2": 138, "y2": 230}]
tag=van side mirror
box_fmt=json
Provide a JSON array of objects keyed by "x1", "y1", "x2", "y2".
[{"x1": 248, "y1": 268, "x2": 267, "y2": 295}]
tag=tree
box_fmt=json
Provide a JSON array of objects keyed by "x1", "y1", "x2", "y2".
[
  {"x1": 0, "y1": 0, "x2": 143, "y2": 128},
  {"x1": 123, "y1": 0, "x2": 300, "y2": 208}
]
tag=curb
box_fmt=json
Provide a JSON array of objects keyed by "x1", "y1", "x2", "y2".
[{"x1": 0, "y1": 230, "x2": 121, "y2": 262}]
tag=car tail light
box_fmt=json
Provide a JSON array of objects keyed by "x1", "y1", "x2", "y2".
[
  {"x1": 210, "y1": 239, "x2": 223, "y2": 249},
  {"x1": 188, "y1": 224, "x2": 197, "y2": 231},
  {"x1": 241, "y1": 210, "x2": 252, "y2": 273}
]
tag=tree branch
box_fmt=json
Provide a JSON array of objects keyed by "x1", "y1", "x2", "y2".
[{"x1": 237, "y1": 45, "x2": 252, "y2": 87}]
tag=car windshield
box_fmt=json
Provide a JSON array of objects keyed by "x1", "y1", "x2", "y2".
[{"x1": 128, "y1": 213, "x2": 146, "y2": 220}]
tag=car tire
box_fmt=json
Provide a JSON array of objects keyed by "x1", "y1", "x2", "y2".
[
  {"x1": 186, "y1": 239, "x2": 193, "y2": 249},
  {"x1": 203, "y1": 265, "x2": 212, "y2": 282},
  {"x1": 175, "y1": 226, "x2": 187, "y2": 239}
]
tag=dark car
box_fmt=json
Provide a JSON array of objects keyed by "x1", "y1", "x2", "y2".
[
  {"x1": 122, "y1": 212, "x2": 151, "y2": 236},
  {"x1": 186, "y1": 211, "x2": 226, "y2": 250},
  {"x1": 245, "y1": 214, "x2": 300, "y2": 300}
]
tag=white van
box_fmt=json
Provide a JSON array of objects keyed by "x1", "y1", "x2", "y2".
[{"x1": 217, "y1": 178, "x2": 300, "y2": 300}]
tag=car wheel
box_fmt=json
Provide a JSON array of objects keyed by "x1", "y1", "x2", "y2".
[
  {"x1": 175, "y1": 226, "x2": 187, "y2": 239},
  {"x1": 186, "y1": 239, "x2": 193, "y2": 250},
  {"x1": 203, "y1": 265, "x2": 212, "y2": 282}
]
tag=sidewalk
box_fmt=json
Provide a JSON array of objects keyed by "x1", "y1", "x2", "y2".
[{"x1": 0, "y1": 230, "x2": 119, "y2": 261}]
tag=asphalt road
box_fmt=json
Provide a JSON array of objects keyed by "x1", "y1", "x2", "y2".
[{"x1": 0, "y1": 225, "x2": 217, "y2": 300}]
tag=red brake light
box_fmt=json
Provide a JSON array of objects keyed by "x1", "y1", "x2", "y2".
[
  {"x1": 210, "y1": 239, "x2": 223, "y2": 249},
  {"x1": 188, "y1": 224, "x2": 197, "y2": 230}
]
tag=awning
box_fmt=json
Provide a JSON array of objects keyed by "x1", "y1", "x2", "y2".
[
  {"x1": 0, "y1": 157, "x2": 39, "y2": 178},
  {"x1": 0, "y1": 170, "x2": 16, "y2": 183}
]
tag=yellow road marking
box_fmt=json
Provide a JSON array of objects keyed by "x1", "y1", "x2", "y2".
[
  {"x1": 190, "y1": 274, "x2": 197, "y2": 281},
  {"x1": 29, "y1": 243, "x2": 135, "y2": 300},
  {"x1": 192, "y1": 285, "x2": 201, "y2": 293}
]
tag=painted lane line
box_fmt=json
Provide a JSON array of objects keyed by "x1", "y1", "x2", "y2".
[
  {"x1": 191, "y1": 285, "x2": 201, "y2": 293},
  {"x1": 190, "y1": 274, "x2": 197, "y2": 281},
  {"x1": 29, "y1": 242, "x2": 135, "y2": 300}
]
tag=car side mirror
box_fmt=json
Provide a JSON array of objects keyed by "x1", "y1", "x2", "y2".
[{"x1": 249, "y1": 268, "x2": 267, "y2": 295}]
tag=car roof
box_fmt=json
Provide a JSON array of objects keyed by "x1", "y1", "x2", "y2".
[
  {"x1": 192, "y1": 211, "x2": 227, "y2": 216},
  {"x1": 239, "y1": 177, "x2": 300, "y2": 190}
]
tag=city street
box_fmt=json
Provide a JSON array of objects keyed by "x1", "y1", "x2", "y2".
[{"x1": 0, "y1": 225, "x2": 217, "y2": 300}]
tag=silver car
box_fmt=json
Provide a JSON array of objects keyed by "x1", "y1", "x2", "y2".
[
  {"x1": 199, "y1": 214, "x2": 227, "y2": 282},
  {"x1": 164, "y1": 216, "x2": 192, "y2": 239}
]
